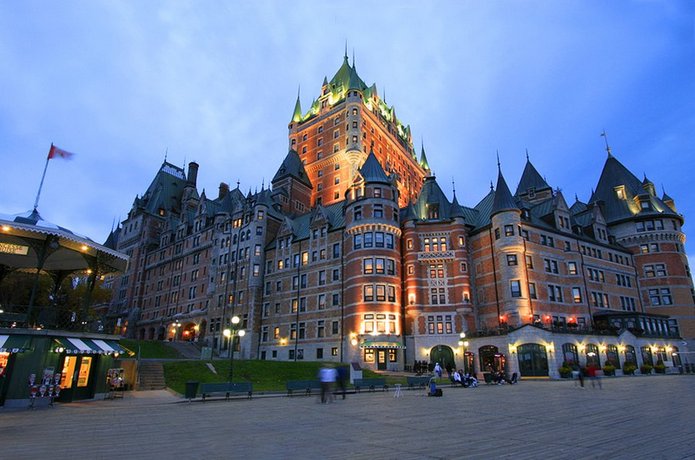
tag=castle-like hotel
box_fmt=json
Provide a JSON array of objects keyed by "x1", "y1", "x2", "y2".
[{"x1": 106, "y1": 55, "x2": 694, "y2": 378}]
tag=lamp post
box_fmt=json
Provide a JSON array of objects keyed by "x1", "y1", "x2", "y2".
[
  {"x1": 223, "y1": 315, "x2": 246, "y2": 383},
  {"x1": 172, "y1": 320, "x2": 181, "y2": 341}
]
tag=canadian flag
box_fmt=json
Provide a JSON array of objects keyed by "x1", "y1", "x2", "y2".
[{"x1": 47, "y1": 143, "x2": 75, "y2": 160}]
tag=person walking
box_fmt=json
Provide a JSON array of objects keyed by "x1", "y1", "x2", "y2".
[
  {"x1": 318, "y1": 366, "x2": 338, "y2": 403},
  {"x1": 336, "y1": 365, "x2": 348, "y2": 400},
  {"x1": 434, "y1": 362, "x2": 443, "y2": 379}
]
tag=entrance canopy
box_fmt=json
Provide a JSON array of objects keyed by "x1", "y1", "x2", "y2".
[
  {"x1": 360, "y1": 336, "x2": 406, "y2": 349},
  {"x1": 53, "y1": 337, "x2": 129, "y2": 355},
  {"x1": 0, "y1": 210, "x2": 127, "y2": 274},
  {"x1": 0, "y1": 334, "x2": 32, "y2": 353}
]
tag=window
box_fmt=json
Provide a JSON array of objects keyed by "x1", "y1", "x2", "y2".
[
  {"x1": 273, "y1": 327, "x2": 280, "y2": 339},
  {"x1": 540, "y1": 235, "x2": 554, "y2": 247},
  {"x1": 548, "y1": 285, "x2": 563, "y2": 302},
  {"x1": 649, "y1": 288, "x2": 672, "y2": 305},
  {"x1": 375, "y1": 258, "x2": 385, "y2": 274},
  {"x1": 510, "y1": 280, "x2": 522, "y2": 298},
  {"x1": 572, "y1": 287, "x2": 582, "y2": 303},
  {"x1": 364, "y1": 285, "x2": 374, "y2": 301},
  {"x1": 364, "y1": 259, "x2": 374, "y2": 274},
  {"x1": 507, "y1": 254, "x2": 518, "y2": 266},
  {"x1": 375, "y1": 232, "x2": 384, "y2": 248},
  {"x1": 543, "y1": 259, "x2": 559, "y2": 274},
  {"x1": 385, "y1": 233, "x2": 394, "y2": 249},
  {"x1": 364, "y1": 233, "x2": 373, "y2": 248},
  {"x1": 504, "y1": 225, "x2": 514, "y2": 237},
  {"x1": 528, "y1": 283, "x2": 537, "y2": 299},
  {"x1": 567, "y1": 261, "x2": 578, "y2": 275},
  {"x1": 354, "y1": 234, "x2": 362, "y2": 249},
  {"x1": 332, "y1": 293, "x2": 340, "y2": 306},
  {"x1": 318, "y1": 271, "x2": 326, "y2": 286},
  {"x1": 332, "y1": 243, "x2": 340, "y2": 258},
  {"x1": 374, "y1": 205, "x2": 383, "y2": 218}
]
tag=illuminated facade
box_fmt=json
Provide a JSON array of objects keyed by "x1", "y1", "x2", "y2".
[{"x1": 107, "y1": 56, "x2": 693, "y2": 377}]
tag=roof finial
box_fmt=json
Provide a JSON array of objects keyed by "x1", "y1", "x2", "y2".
[
  {"x1": 261, "y1": 178, "x2": 265, "y2": 190},
  {"x1": 164, "y1": 147, "x2": 168, "y2": 162},
  {"x1": 452, "y1": 177, "x2": 456, "y2": 198},
  {"x1": 490, "y1": 181, "x2": 494, "y2": 192},
  {"x1": 525, "y1": 148, "x2": 529, "y2": 161},
  {"x1": 236, "y1": 179, "x2": 240, "y2": 189},
  {"x1": 344, "y1": 40, "x2": 348, "y2": 60},
  {"x1": 496, "y1": 150, "x2": 501, "y2": 171},
  {"x1": 352, "y1": 48, "x2": 355, "y2": 67},
  {"x1": 601, "y1": 130, "x2": 612, "y2": 157},
  {"x1": 575, "y1": 193, "x2": 579, "y2": 202}
]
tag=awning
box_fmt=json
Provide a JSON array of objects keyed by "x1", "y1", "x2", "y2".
[
  {"x1": 0, "y1": 334, "x2": 32, "y2": 353},
  {"x1": 53, "y1": 337, "x2": 127, "y2": 355},
  {"x1": 360, "y1": 338, "x2": 406, "y2": 349}
]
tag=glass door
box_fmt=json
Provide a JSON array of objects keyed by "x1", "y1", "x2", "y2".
[
  {"x1": 59, "y1": 355, "x2": 97, "y2": 402},
  {"x1": 377, "y1": 350, "x2": 387, "y2": 370}
]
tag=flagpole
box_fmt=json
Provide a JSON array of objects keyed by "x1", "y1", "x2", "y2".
[{"x1": 33, "y1": 144, "x2": 52, "y2": 211}]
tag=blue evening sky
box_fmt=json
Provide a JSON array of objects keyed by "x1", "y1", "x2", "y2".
[{"x1": 1, "y1": 1, "x2": 693, "y2": 264}]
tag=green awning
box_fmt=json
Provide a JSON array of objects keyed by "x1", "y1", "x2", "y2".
[
  {"x1": 360, "y1": 338, "x2": 406, "y2": 349},
  {"x1": 0, "y1": 334, "x2": 31, "y2": 353},
  {"x1": 53, "y1": 337, "x2": 129, "y2": 355}
]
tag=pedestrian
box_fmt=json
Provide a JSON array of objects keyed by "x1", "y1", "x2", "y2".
[
  {"x1": 434, "y1": 362, "x2": 443, "y2": 378},
  {"x1": 586, "y1": 364, "x2": 602, "y2": 389},
  {"x1": 336, "y1": 365, "x2": 348, "y2": 400},
  {"x1": 318, "y1": 365, "x2": 338, "y2": 403}
]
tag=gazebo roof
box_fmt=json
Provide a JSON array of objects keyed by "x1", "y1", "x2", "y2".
[{"x1": 0, "y1": 210, "x2": 128, "y2": 274}]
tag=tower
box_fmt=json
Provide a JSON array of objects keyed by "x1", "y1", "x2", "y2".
[
  {"x1": 288, "y1": 53, "x2": 427, "y2": 209},
  {"x1": 343, "y1": 151, "x2": 403, "y2": 368}
]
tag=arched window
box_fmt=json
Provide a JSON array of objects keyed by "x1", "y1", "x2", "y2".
[
  {"x1": 562, "y1": 343, "x2": 578, "y2": 365},
  {"x1": 585, "y1": 343, "x2": 600, "y2": 367}
]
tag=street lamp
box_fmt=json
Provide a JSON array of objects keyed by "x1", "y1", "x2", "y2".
[
  {"x1": 171, "y1": 320, "x2": 181, "y2": 341},
  {"x1": 223, "y1": 315, "x2": 245, "y2": 383}
]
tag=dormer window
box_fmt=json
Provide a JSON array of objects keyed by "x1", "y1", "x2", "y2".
[
  {"x1": 427, "y1": 204, "x2": 439, "y2": 219},
  {"x1": 640, "y1": 200, "x2": 650, "y2": 210},
  {"x1": 528, "y1": 187, "x2": 536, "y2": 199},
  {"x1": 615, "y1": 186, "x2": 626, "y2": 200}
]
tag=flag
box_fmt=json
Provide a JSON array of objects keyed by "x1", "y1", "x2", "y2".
[{"x1": 47, "y1": 144, "x2": 75, "y2": 160}]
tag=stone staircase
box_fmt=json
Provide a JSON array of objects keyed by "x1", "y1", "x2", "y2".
[{"x1": 138, "y1": 361, "x2": 166, "y2": 390}]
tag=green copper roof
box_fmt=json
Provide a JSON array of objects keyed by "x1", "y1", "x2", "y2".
[
  {"x1": 419, "y1": 145, "x2": 430, "y2": 171},
  {"x1": 291, "y1": 95, "x2": 302, "y2": 123},
  {"x1": 515, "y1": 158, "x2": 550, "y2": 196},
  {"x1": 272, "y1": 150, "x2": 313, "y2": 189},
  {"x1": 491, "y1": 169, "x2": 519, "y2": 216},
  {"x1": 590, "y1": 154, "x2": 678, "y2": 224},
  {"x1": 359, "y1": 151, "x2": 390, "y2": 184}
]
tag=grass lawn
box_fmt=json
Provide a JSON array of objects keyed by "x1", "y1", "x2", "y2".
[
  {"x1": 120, "y1": 339, "x2": 182, "y2": 359},
  {"x1": 163, "y1": 360, "x2": 410, "y2": 395}
]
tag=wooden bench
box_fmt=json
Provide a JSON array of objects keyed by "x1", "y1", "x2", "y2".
[
  {"x1": 353, "y1": 378, "x2": 388, "y2": 392},
  {"x1": 200, "y1": 382, "x2": 253, "y2": 401},
  {"x1": 406, "y1": 376, "x2": 432, "y2": 389},
  {"x1": 286, "y1": 380, "x2": 322, "y2": 396}
]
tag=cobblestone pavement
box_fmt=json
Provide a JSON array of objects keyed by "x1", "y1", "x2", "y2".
[{"x1": 1, "y1": 375, "x2": 694, "y2": 460}]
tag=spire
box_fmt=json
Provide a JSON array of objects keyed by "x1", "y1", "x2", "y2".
[
  {"x1": 450, "y1": 192, "x2": 466, "y2": 219},
  {"x1": 352, "y1": 48, "x2": 355, "y2": 67},
  {"x1": 515, "y1": 152, "x2": 551, "y2": 196},
  {"x1": 272, "y1": 149, "x2": 313, "y2": 189},
  {"x1": 419, "y1": 142, "x2": 431, "y2": 172},
  {"x1": 291, "y1": 86, "x2": 302, "y2": 123},
  {"x1": 491, "y1": 167, "x2": 519, "y2": 217},
  {"x1": 359, "y1": 150, "x2": 390, "y2": 184},
  {"x1": 601, "y1": 130, "x2": 613, "y2": 158},
  {"x1": 344, "y1": 40, "x2": 348, "y2": 61}
]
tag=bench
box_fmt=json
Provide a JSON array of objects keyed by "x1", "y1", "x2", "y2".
[
  {"x1": 286, "y1": 380, "x2": 322, "y2": 397},
  {"x1": 406, "y1": 376, "x2": 432, "y2": 389},
  {"x1": 200, "y1": 382, "x2": 253, "y2": 401},
  {"x1": 353, "y1": 378, "x2": 388, "y2": 392}
]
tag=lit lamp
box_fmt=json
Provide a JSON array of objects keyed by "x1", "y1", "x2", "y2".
[
  {"x1": 223, "y1": 315, "x2": 245, "y2": 383},
  {"x1": 172, "y1": 320, "x2": 181, "y2": 340}
]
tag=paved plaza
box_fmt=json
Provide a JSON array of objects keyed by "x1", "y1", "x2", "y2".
[{"x1": 1, "y1": 375, "x2": 694, "y2": 459}]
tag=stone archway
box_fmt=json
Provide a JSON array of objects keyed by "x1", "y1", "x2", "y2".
[
  {"x1": 517, "y1": 343, "x2": 549, "y2": 377},
  {"x1": 429, "y1": 345, "x2": 456, "y2": 371}
]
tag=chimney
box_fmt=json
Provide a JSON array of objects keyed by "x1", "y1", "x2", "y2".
[
  {"x1": 218, "y1": 182, "x2": 230, "y2": 199},
  {"x1": 187, "y1": 162, "x2": 199, "y2": 187}
]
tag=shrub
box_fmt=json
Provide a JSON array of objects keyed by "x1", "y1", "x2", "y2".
[
  {"x1": 623, "y1": 363, "x2": 637, "y2": 375},
  {"x1": 602, "y1": 364, "x2": 616, "y2": 376},
  {"x1": 558, "y1": 365, "x2": 573, "y2": 378},
  {"x1": 654, "y1": 359, "x2": 666, "y2": 374},
  {"x1": 640, "y1": 364, "x2": 653, "y2": 375}
]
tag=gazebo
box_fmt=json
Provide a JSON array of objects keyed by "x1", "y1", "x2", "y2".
[{"x1": 0, "y1": 209, "x2": 130, "y2": 407}]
